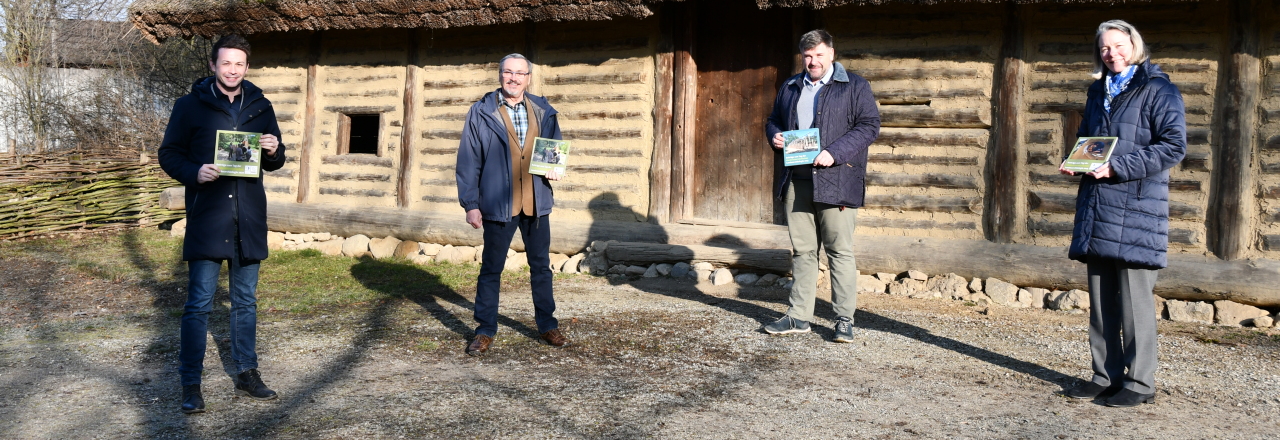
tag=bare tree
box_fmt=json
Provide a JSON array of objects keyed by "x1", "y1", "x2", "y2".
[{"x1": 1, "y1": 0, "x2": 209, "y2": 154}]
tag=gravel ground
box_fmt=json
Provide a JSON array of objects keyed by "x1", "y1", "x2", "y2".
[{"x1": 2, "y1": 257, "x2": 1279, "y2": 439}]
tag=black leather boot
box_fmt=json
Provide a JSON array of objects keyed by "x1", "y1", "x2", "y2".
[{"x1": 181, "y1": 384, "x2": 205, "y2": 414}]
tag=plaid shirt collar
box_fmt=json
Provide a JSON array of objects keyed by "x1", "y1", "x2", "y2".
[{"x1": 501, "y1": 97, "x2": 529, "y2": 144}]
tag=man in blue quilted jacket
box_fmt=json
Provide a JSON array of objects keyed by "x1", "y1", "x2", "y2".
[{"x1": 763, "y1": 30, "x2": 880, "y2": 343}]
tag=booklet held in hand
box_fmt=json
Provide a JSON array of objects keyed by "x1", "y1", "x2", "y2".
[
  {"x1": 782, "y1": 128, "x2": 821, "y2": 166},
  {"x1": 529, "y1": 137, "x2": 570, "y2": 176},
  {"x1": 1061, "y1": 136, "x2": 1118, "y2": 173},
  {"x1": 214, "y1": 130, "x2": 263, "y2": 178}
]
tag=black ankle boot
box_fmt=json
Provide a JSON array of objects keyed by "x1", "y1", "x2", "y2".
[
  {"x1": 234, "y1": 369, "x2": 278, "y2": 400},
  {"x1": 181, "y1": 384, "x2": 205, "y2": 414}
]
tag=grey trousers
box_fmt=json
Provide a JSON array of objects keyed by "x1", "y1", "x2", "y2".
[
  {"x1": 1086, "y1": 258, "x2": 1159, "y2": 394},
  {"x1": 784, "y1": 179, "x2": 859, "y2": 322}
]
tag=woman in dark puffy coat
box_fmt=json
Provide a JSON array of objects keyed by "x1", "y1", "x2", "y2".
[{"x1": 1058, "y1": 19, "x2": 1185, "y2": 407}]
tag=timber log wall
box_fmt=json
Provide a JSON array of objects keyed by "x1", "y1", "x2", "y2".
[{"x1": 229, "y1": 0, "x2": 1280, "y2": 305}]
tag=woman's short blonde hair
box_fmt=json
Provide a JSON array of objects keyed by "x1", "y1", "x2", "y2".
[{"x1": 1092, "y1": 19, "x2": 1149, "y2": 79}]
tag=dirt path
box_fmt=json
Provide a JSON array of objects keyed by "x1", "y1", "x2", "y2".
[{"x1": 2, "y1": 258, "x2": 1278, "y2": 439}]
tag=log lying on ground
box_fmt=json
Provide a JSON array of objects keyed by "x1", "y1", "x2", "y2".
[
  {"x1": 606, "y1": 242, "x2": 792, "y2": 273},
  {"x1": 229, "y1": 199, "x2": 1280, "y2": 307}
]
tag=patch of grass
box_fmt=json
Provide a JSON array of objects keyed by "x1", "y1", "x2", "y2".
[
  {"x1": 2, "y1": 228, "x2": 185, "y2": 283},
  {"x1": 414, "y1": 338, "x2": 440, "y2": 351}
]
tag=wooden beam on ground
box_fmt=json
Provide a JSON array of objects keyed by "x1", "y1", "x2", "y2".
[
  {"x1": 156, "y1": 190, "x2": 1280, "y2": 307},
  {"x1": 606, "y1": 242, "x2": 791, "y2": 273},
  {"x1": 255, "y1": 201, "x2": 1280, "y2": 307},
  {"x1": 1208, "y1": 0, "x2": 1262, "y2": 260}
]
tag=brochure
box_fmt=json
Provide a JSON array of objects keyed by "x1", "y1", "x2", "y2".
[
  {"x1": 1062, "y1": 136, "x2": 1118, "y2": 173},
  {"x1": 214, "y1": 130, "x2": 262, "y2": 178},
  {"x1": 529, "y1": 137, "x2": 570, "y2": 176},
  {"x1": 782, "y1": 128, "x2": 821, "y2": 166}
]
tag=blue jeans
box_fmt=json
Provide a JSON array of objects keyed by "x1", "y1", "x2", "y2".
[
  {"x1": 179, "y1": 244, "x2": 260, "y2": 386},
  {"x1": 475, "y1": 214, "x2": 557, "y2": 337}
]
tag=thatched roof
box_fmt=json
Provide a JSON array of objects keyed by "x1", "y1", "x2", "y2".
[
  {"x1": 128, "y1": 0, "x2": 1161, "y2": 44},
  {"x1": 128, "y1": 0, "x2": 677, "y2": 43}
]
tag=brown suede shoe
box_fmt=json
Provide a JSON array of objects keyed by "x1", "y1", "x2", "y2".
[
  {"x1": 466, "y1": 334, "x2": 493, "y2": 356},
  {"x1": 540, "y1": 329, "x2": 569, "y2": 347}
]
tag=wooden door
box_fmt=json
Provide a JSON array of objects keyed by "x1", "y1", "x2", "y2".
[{"x1": 690, "y1": 1, "x2": 793, "y2": 225}]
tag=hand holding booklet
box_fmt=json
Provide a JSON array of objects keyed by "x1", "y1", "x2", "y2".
[
  {"x1": 529, "y1": 137, "x2": 570, "y2": 176},
  {"x1": 214, "y1": 130, "x2": 263, "y2": 178},
  {"x1": 1061, "y1": 136, "x2": 1117, "y2": 173},
  {"x1": 781, "y1": 128, "x2": 821, "y2": 166}
]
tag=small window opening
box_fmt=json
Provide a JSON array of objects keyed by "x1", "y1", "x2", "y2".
[{"x1": 340, "y1": 114, "x2": 380, "y2": 155}]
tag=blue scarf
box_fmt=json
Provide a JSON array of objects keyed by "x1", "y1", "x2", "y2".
[{"x1": 1104, "y1": 64, "x2": 1138, "y2": 114}]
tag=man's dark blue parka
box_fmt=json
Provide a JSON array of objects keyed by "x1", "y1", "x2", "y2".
[
  {"x1": 765, "y1": 62, "x2": 880, "y2": 207},
  {"x1": 158, "y1": 77, "x2": 285, "y2": 262},
  {"x1": 456, "y1": 90, "x2": 561, "y2": 221},
  {"x1": 1070, "y1": 61, "x2": 1186, "y2": 269}
]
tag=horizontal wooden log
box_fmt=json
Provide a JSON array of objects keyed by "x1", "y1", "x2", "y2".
[
  {"x1": 1262, "y1": 161, "x2": 1280, "y2": 174},
  {"x1": 1264, "y1": 134, "x2": 1280, "y2": 150},
  {"x1": 265, "y1": 185, "x2": 292, "y2": 194},
  {"x1": 1026, "y1": 151, "x2": 1059, "y2": 166},
  {"x1": 879, "y1": 106, "x2": 989, "y2": 129},
  {"x1": 874, "y1": 128, "x2": 989, "y2": 148},
  {"x1": 1027, "y1": 219, "x2": 1073, "y2": 236},
  {"x1": 841, "y1": 46, "x2": 985, "y2": 60},
  {"x1": 859, "y1": 217, "x2": 976, "y2": 231},
  {"x1": 606, "y1": 242, "x2": 791, "y2": 273},
  {"x1": 276, "y1": 112, "x2": 297, "y2": 122},
  {"x1": 318, "y1": 188, "x2": 387, "y2": 197},
  {"x1": 419, "y1": 163, "x2": 454, "y2": 171},
  {"x1": 419, "y1": 147, "x2": 456, "y2": 156},
  {"x1": 321, "y1": 90, "x2": 399, "y2": 98},
  {"x1": 560, "y1": 111, "x2": 645, "y2": 121},
  {"x1": 868, "y1": 173, "x2": 978, "y2": 189},
  {"x1": 321, "y1": 155, "x2": 394, "y2": 168},
  {"x1": 323, "y1": 105, "x2": 395, "y2": 114},
  {"x1": 265, "y1": 169, "x2": 295, "y2": 178},
  {"x1": 260, "y1": 85, "x2": 302, "y2": 94},
  {"x1": 1028, "y1": 102, "x2": 1084, "y2": 114},
  {"x1": 543, "y1": 37, "x2": 649, "y2": 52},
  {"x1": 563, "y1": 129, "x2": 643, "y2": 140},
  {"x1": 1030, "y1": 172, "x2": 1081, "y2": 186},
  {"x1": 426, "y1": 112, "x2": 467, "y2": 121},
  {"x1": 544, "y1": 72, "x2": 644, "y2": 85},
  {"x1": 1026, "y1": 130, "x2": 1052, "y2": 144},
  {"x1": 326, "y1": 74, "x2": 398, "y2": 84},
  {"x1": 1265, "y1": 235, "x2": 1280, "y2": 250},
  {"x1": 1187, "y1": 128, "x2": 1210, "y2": 145},
  {"x1": 542, "y1": 94, "x2": 643, "y2": 103},
  {"x1": 424, "y1": 97, "x2": 476, "y2": 107},
  {"x1": 850, "y1": 67, "x2": 981, "y2": 81},
  {"x1": 1170, "y1": 180, "x2": 1202, "y2": 192},
  {"x1": 863, "y1": 194, "x2": 980, "y2": 213},
  {"x1": 1182, "y1": 152, "x2": 1210, "y2": 171},
  {"x1": 1038, "y1": 42, "x2": 1209, "y2": 56},
  {"x1": 422, "y1": 79, "x2": 494, "y2": 89},
  {"x1": 319, "y1": 172, "x2": 391, "y2": 182},
  {"x1": 868, "y1": 154, "x2": 978, "y2": 166},
  {"x1": 160, "y1": 187, "x2": 185, "y2": 210},
  {"x1": 875, "y1": 88, "x2": 987, "y2": 104},
  {"x1": 1030, "y1": 62, "x2": 1091, "y2": 74},
  {"x1": 576, "y1": 148, "x2": 644, "y2": 157},
  {"x1": 422, "y1": 130, "x2": 462, "y2": 140},
  {"x1": 572, "y1": 165, "x2": 640, "y2": 174}
]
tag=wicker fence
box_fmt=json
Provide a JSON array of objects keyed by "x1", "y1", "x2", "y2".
[{"x1": 0, "y1": 151, "x2": 184, "y2": 239}]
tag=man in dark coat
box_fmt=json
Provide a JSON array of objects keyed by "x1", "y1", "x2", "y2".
[
  {"x1": 158, "y1": 34, "x2": 286, "y2": 414},
  {"x1": 763, "y1": 30, "x2": 880, "y2": 342},
  {"x1": 456, "y1": 53, "x2": 568, "y2": 356}
]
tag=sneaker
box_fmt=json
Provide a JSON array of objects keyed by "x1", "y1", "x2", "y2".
[
  {"x1": 180, "y1": 384, "x2": 205, "y2": 414},
  {"x1": 234, "y1": 369, "x2": 278, "y2": 400},
  {"x1": 763, "y1": 316, "x2": 811, "y2": 335},
  {"x1": 833, "y1": 316, "x2": 856, "y2": 343}
]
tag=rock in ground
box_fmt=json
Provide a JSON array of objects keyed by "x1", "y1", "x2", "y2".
[
  {"x1": 1165, "y1": 300, "x2": 1214, "y2": 324},
  {"x1": 342, "y1": 235, "x2": 372, "y2": 257},
  {"x1": 1213, "y1": 300, "x2": 1269, "y2": 327},
  {"x1": 711, "y1": 269, "x2": 734, "y2": 286},
  {"x1": 985, "y1": 278, "x2": 1019, "y2": 306},
  {"x1": 369, "y1": 236, "x2": 402, "y2": 259}
]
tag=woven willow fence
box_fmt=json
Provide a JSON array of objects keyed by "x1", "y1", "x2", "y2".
[{"x1": 0, "y1": 152, "x2": 184, "y2": 239}]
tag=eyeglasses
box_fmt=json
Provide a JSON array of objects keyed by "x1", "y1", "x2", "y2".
[{"x1": 501, "y1": 70, "x2": 530, "y2": 77}]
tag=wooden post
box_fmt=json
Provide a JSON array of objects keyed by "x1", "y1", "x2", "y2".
[
  {"x1": 985, "y1": 2, "x2": 1025, "y2": 243},
  {"x1": 648, "y1": 6, "x2": 675, "y2": 224},
  {"x1": 670, "y1": 3, "x2": 697, "y2": 222},
  {"x1": 397, "y1": 29, "x2": 421, "y2": 208},
  {"x1": 297, "y1": 31, "x2": 322, "y2": 203},
  {"x1": 1208, "y1": 0, "x2": 1262, "y2": 260}
]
